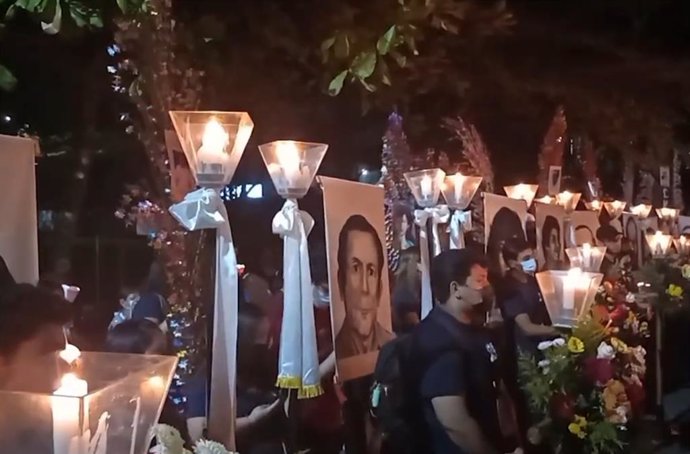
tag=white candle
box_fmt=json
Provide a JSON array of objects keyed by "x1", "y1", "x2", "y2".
[
  {"x1": 588, "y1": 200, "x2": 602, "y2": 211},
  {"x1": 53, "y1": 373, "x2": 88, "y2": 454},
  {"x1": 563, "y1": 268, "x2": 581, "y2": 310},
  {"x1": 197, "y1": 117, "x2": 230, "y2": 175},
  {"x1": 453, "y1": 174, "x2": 465, "y2": 203},
  {"x1": 581, "y1": 243, "x2": 592, "y2": 270},
  {"x1": 276, "y1": 141, "x2": 302, "y2": 187},
  {"x1": 420, "y1": 175, "x2": 433, "y2": 201}
]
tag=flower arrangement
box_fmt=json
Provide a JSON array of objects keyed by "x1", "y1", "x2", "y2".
[
  {"x1": 519, "y1": 318, "x2": 647, "y2": 454},
  {"x1": 635, "y1": 257, "x2": 690, "y2": 315},
  {"x1": 592, "y1": 281, "x2": 650, "y2": 347},
  {"x1": 149, "y1": 424, "x2": 237, "y2": 454}
]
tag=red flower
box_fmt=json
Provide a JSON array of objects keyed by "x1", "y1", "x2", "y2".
[
  {"x1": 609, "y1": 304, "x2": 630, "y2": 322},
  {"x1": 583, "y1": 357, "x2": 614, "y2": 386},
  {"x1": 549, "y1": 392, "x2": 576, "y2": 421}
]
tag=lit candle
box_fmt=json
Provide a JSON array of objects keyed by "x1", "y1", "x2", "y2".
[
  {"x1": 276, "y1": 141, "x2": 303, "y2": 187},
  {"x1": 453, "y1": 174, "x2": 465, "y2": 203},
  {"x1": 630, "y1": 203, "x2": 652, "y2": 219},
  {"x1": 59, "y1": 343, "x2": 81, "y2": 365},
  {"x1": 420, "y1": 175, "x2": 433, "y2": 201},
  {"x1": 197, "y1": 117, "x2": 230, "y2": 176},
  {"x1": 581, "y1": 243, "x2": 592, "y2": 270},
  {"x1": 563, "y1": 268, "x2": 582, "y2": 310},
  {"x1": 535, "y1": 195, "x2": 555, "y2": 205},
  {"x1": 586, "y1": 200, "x2": 602, "y2": 212},
  {"x1": 52, "y1": 373, "x2": 88, "y2": 454}
]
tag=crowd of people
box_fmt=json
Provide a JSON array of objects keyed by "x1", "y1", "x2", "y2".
[{"x1": 0, "y1": 226, "x2": 632, "y2": 454}]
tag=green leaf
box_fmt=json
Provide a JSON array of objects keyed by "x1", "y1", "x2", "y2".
[
  {"x1": 0, "y1": 64, "x2": 18, "y2": 91},
  {"x1": 376, "y1": 25, "x2": 396, "y2": 56},
  {"x1": 320, "y1": 36, "x2": 336, "y2": 54},
  {"x1": 14, "y1": 0, "x2": 44, "y2": 12},
  {"x1": 89, "y1": 13, "x2": 102, "y2": 27},
  {"x1": 359, "y1": 78, "x2": 377, "y2": 93},
  {"x1": 351, "y1": 50, "x2": 377, "y2": 79},
  {"x1": 116, "y1": 0, "x2": 128, "y2": 13},
  {"x1": 328, "y1": 70, "x2": 348, "y2": 96}
]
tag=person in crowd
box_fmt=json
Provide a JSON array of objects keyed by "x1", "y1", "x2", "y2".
[
  {"x1": 499, "y1": 237, "x2": 558, "y2": 452},
  {"x1": 0, "y1": 284, "x2": 73, "y2": 451},
  {"x1": 391, "y1": 247, "x2": 421, "y2": 334},
  {"x1": 597, "y1": 224, "x2": 624, "y2": 280},
  {"x1": 334, "y1": 214, "x2": 393, "y2": 358},
  {"x1": 415, "y1": 249, "x2": 502, "y2": 454},
  {"x1": 540, "y1": 215, "x2": 562, "y2": 271},
  {"x1": 111, "y1": 260, "x2": 169, "y2": 332},
  {"x1": 105, "y1": 319, "x2": 189, "y2": 443},
  {"x1": 235, "y1": 304, "x2": 286, "y2": 454}
]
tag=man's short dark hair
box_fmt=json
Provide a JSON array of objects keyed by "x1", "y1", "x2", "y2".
[
  {"x1": 502, "y1": 236, "x2": 531, "y2": 263},
  {"x1": 337, "y1": 214, "x2": 384, "y2": 299},
  {"x1": 0, "y1": 284, "x2": 72, "y2": 358},
  {"x1": 597, "y1": 224, "x2": 621, "y2": 243},
  {"x1": 106, "y1": 319, "x2": 165, "y2": 354},
  {"x1": 431, "y1": 250, "x2": 488, "y2": 305}
]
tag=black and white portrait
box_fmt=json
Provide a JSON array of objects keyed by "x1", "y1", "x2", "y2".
[
  {"x1": 536, "y1": 203, "x2": 565, "y2": 270},
  {"x1": 548, "y1": 165, "x2": 562, "y2": 195},
  {"x1": 321, "y1": 177, "x2": 393, "y2": 381},
  {"x1": 622, "y1": 213, "x2": 640, "y2": 270},
  {"x1": 484, "y1": 193, "x2": 528, "y2": 276},
  {"x1": 569, "y1": 210, "x2": 601, "y2": 248}
]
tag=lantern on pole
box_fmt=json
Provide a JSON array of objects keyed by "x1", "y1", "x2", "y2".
[
  {"x1": 645, "y1": 231, "x2": 673, "y2": 257},
  {"x1": 535, "y1": 195, "x2": 557, "y2": 205},
  {"x1": 555, "y1": 191, "x2": 582, "y2": 213},
  {"x1": 630, "y1": 203, "x2": 653, "y2": 219},
  {"x1": 259, "y1": 140, "x2": 327, "y2": 399},
  {"x1": 504, "y1": 183, "x2": 539, "y2": 208},
  {"x1": 168, "y1": 110, "x2": 253, "y2": 448},
  {"x1": 405, "y1": 168, "x2": 448, "y2": 319},
  {"x1": 604, "y1": 200, "x2": 626, "y2": 220},
  {"x1": 440, "y1": 173, "x2": 482, "y2": 249},
  {"x1": 674, "y1": 236, "x2": 690, "y2": 255},
  {"x1": 585, "y1": 200, "x2": 603, "y2": 213},
  {"x1": 536, "y1": 267, "x2": 604, "y2": 328}
]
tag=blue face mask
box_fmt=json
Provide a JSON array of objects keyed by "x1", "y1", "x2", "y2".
[{"x1": 520, "y1": 258, "x2": 538, "y2": 273}]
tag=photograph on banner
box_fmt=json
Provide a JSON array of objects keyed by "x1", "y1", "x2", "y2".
[
  {"x1": 639, "y1": 217, "x2": 659, "y2": 264},
  {"x1": 392, "y1": 201, "x2": 417, "y2": 252},
  {"x1": 548, "y1": 165, "x2": 562, "y2": 195},
  {"x1": 321, "y1": 177, "x2": 393, "y2": 382},
  {"x1": 484, "y1": 193, "x2": 528, "y2": 276},
  {"x1": 535, "y1": 203, "x2": 565, "y2": 271},
  {"x1": 0, "y1": 135, "x2": 39, "y2": 285},
  {"x1": 622, "y1": 213, "x2": 641, "y2": 270},
  {"x1": 569, "y1": 210, "x2": 601, "y2": 247},
  {"x1": 165, "y1": 130, "x2": 196, "y2": 203},
  {"x1": 679, "y1": 215, "x2": 690, "y2": 235}
]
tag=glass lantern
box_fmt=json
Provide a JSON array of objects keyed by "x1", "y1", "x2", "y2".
[
  {"x1": 656, "y1": 207, "x2": 679, "y2": 223},
  {"x1": 535, "y1": 195, "x2": 557, "y2": 205},
  {"x1": 645, "y1": 231, "x2": 673, "y2": 257},
  {"x1": 674, "y1": 236, "x2": 690, "y2": 255},
  {"x1": 565, "y1": 243, "x2": 607, "y2": 272},
  {"x1": 169, "y1": 111, "x2": 254, "y2": 188},
  {"x1": 604, "y1": 200, "x2": 626, "y2": 220},
  {"x1": 585, "y1": 200, "x2": 603, "y2": 213},
  {"x1": 258, "y1": 140, "x2": 328, "y2": 199},
  {"x1": 536, "y1": 268, "x2": 604, "y2": 328},
  {"x1": 504, "y1": 184, "x2": 538, "y2": 208},
  {"x1": 441, "y1": 173, "x2": 482, "y2": 210},
  {"x1": 555, "y1": 191, "x2": 582, "y2": 213},
  {"x1": 0, "y1": 352, "x2": 177, "y2": 454},
  {"x1": 630, "y1": 203, "x2": 653, "y2": 219},
  {"x1": 404, "y1": 168, "x2": 446, "y2": 208}
]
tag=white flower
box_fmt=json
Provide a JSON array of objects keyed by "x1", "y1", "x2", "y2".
[
  {"x1": 625, "y1": 292, "x2": 636, "y2": 304},
  {"x1": 615, "y1": 406, "x2": 628, "y2": 425},
  {"x1": 538, "y1": 359, "x2": 551, "y2": 368},
  {"x1": 597, "y1": 342, "x2": 616, "y2": 360},
  {"x1": 193, "y1": 439, "x2": 235, "y2": 454},
  {"x1": 552, "y1": 338, "x2": 566, "y2": 347},
  {"x1": 537, "y1": 341, "x2": 553, "y2": 351}
]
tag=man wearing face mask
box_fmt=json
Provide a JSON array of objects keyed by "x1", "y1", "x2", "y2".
[
  {"x1": 499, "y1": 237, "x2": 558, "y2": 453},
  {"x1": 413, "y1": 249, "x2": 501, "y2": 454}
]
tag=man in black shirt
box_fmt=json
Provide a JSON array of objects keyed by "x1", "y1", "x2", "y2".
[{"x1": 414, "y1": 249, "x2": 501, "y2": 454}]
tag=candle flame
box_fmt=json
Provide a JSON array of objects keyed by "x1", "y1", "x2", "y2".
[
  {"x1": 631, "y1": 203, "x2": 652, "y2": 218},
  {"x1": 54, "y1": 373, "x2": 88, "y2": 397},
  {"x1": 59, "y1": 344, "x2": 81, "y2": 365},
  {"x1": 589, "y1": 200, "x2": 602, "y2": 209},
  {"x1": 582, "y1": 243, "x2": 591, "y2": 252},
  {"x1": 275, "y1": 140, "x2": 301, "y2": 176},
  {"x1": 201, "y1": 117, "x2": 229, "y2": 152}
]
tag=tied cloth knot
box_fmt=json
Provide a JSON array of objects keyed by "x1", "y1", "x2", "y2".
[
  {"x1": 450, "y1": 210, "x2": 473, "y2": 249},
  {"x1": 169, "y1": 187, "x2": 239, "y2": 450},
  {"x1": 272, "y1": 199, "x2": 322, "y2": 399},
  {"x1": 414, "y1": 205, "x2": 450, "y2": 319}
]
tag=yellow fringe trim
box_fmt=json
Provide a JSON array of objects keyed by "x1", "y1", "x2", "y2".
[
  {"x1": 275, "y1": 375, "x2": 324, "y2": 399},
  {"x1": 298, "y1": 383, "x2": 324, "y2": 399}
]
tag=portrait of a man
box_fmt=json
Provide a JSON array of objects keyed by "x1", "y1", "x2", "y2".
[
  {"x1": 320, "y1": 176, "x2": 393, "y2": 381},
  {"x1": 334, "y1": 214, "x2": 393, "y2": 359}
]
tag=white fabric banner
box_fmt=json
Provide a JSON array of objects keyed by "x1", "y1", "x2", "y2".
[{"x1": 0, "y1": 135, "x2": 39, "y2": 284}]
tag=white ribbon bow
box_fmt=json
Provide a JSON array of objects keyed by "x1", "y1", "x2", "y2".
[
  {"x1": 272, "y1": 199, "x2": 322, "y2": 398},
  {"x1": 415, "y1": 205, "x2": 450, "y2": 319},
  {"x1": 449, "y1": 209, "x2": 473, "y2": 249},
  {"x1": 169, "y1": 188, "x2": 238, "y2": 449}
]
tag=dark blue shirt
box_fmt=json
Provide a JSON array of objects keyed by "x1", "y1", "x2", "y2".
[
  {"x1": 415, "y1": 307, "x2": 501, "y2": 454},
  {"x1": 500, "y1": 275, "x2": 552, "y2": 355}
]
